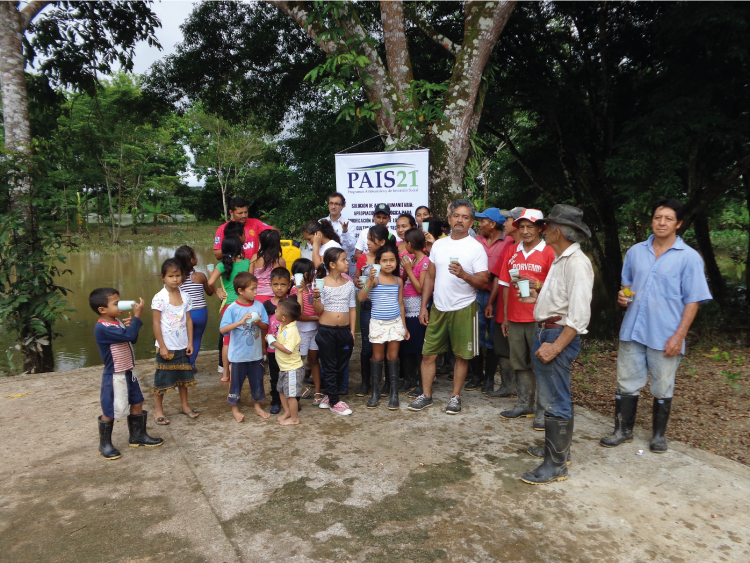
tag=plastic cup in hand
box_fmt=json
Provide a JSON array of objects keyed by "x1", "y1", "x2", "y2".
[
  {"x1": 510, "y1": 268, "x2": 519, "y2": 280},
  {"x1": 359, "y1": 276, "x2": 368, "y2": 286},
  {"x1": 373, "y1": 265, "x2": 382, "y2": 276},
  {"x1": 449, "y1": 257, "x2": 459, "y2": 264},
  {"x1": 518, "y1": 279, "x2": 530, "y2": 298},
  {"x1": 315, "y1": 278, "x2": 325, "y2": 291},
  {"x1": 206, "y1": 264, "x2": 215, "y2": 273},
  {"x1": 294, "y1": 273, "x2": 304, "y2": 286},
  {"x1": 422, "y1": 222, "x2": 429, "y2": 232},
  {"x1": 245, "y1": 312, "x2": 260, "y2": 324},
  {"x1": 623, "y1": 288, "x2": 634, "y2": 303},
  {"x1": 117, "y1": 300, "x2": 135, "y2": 311},
  {"x1": 266, "y1": 334, "x2": 277, "y2": 345}
]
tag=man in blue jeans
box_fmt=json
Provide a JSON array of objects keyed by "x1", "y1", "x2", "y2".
[
  {"x1": 515, "y1": 205, "x2": 594, "y2": 485},
  {"x1": 600, "y1": 199, "x2": 712, "y2": 453}
]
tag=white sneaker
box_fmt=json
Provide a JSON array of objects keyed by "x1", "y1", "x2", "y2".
[{"x1": 218, "y1": 366, "x2": 224, "y2": 374}]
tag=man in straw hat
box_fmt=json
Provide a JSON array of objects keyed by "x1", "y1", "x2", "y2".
[{"x1": 514, "y1": 205, "x2": 594, "y2": 485}]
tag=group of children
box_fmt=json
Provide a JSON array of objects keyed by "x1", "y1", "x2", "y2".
[{"x1": 90, "y1": 218, "x2": 432, "y2": 460}]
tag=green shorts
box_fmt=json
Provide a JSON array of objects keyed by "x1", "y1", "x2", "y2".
[{"x1": 422, "y1": 302, "x2": 478, "y2": 360}]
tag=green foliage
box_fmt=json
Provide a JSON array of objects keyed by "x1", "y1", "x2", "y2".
[
  {"x1": 0, "y1": 201, "x2": 73, "y2": 374},
  {"x1": 720, "y1": 370, "x2": 742, "y2": 390}
]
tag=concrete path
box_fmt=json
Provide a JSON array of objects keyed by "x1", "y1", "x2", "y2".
[{"x1": 1, "y1": 352, "x2": 748, "y2": 563}]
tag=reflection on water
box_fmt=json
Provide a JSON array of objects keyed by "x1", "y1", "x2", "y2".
[
  {"x1": 0, "y1": 245, "x2": 617, "y2": 373},
  {"x1": 0, "y1": 246, "x2": 223, "y2": 372}
]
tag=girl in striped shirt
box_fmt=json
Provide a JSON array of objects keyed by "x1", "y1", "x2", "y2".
[
  {"x1": 175, "y1": 245, "x2": 215, "y2": 372},
  {"x1": 358, "y1": 245, "x2": 409, "y2": 410}
]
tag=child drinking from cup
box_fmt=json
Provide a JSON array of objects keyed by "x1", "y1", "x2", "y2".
[
  {"x1": 151, "y1": 259, "x2": 197, "y2": 424},
  {"x1": 267, "y1": 298, "x2": 304, "y2": 426},
  {"x1": 312, "y1": 247, "x2": 357, "y2": 415},
  {"x1": 219, "y1": 272, "x2": 270, "y2": 422},
  {"x1": 290, "y1": 258, "x2": 323, "y2": 405},
  {"x1": 249, "y1": 229, "x2": 287, "y2": 303},
  {"x1": 264, "y1": 267, "x2": 292, "y2": 414},
  {"x1": 399, "y1": 228, "x2": 429, "y2": 394},
  {"x1": 358, "y1": 245, "x2": 409, "y2": 410}
]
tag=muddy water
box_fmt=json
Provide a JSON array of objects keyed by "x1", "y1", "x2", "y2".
[{"x1": 2, "y1": 246, "x2": 223, "y2": 372}]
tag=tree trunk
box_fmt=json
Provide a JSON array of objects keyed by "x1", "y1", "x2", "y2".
[
  {"x1": 692, "y1": 212, "x2": 726, "y2": 308},
  {"x1": 745, "y1": 174, "x2": 750, "y2": 301}
]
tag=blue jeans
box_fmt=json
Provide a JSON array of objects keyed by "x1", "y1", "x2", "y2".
[
  {"x1": 475, "y1": 289, "x2": 494, "y2": 350},
  {"x1": 532, "y1": 327, "x2": 581, "y2": 419},
  {"x1": 189, "y1": 307, "x2": 208, "y2": 368},
  {"x1": 616, "y1": 340, "x2": 682, "y2": 399}
]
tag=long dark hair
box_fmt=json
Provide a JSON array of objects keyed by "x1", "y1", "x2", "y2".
[
  {"x1": 369, "y1": 224, "x2": 397, "y2": 253},
  {"x1": 302, "y1": 219, "x2": 341, "y2": 245},
  {"x1": 257, "y1": 229, "x2": 282, "y2": 272},
  {"x1": 316, "y1": 247, "x2": 346, "y2": 279},
  {"x1": 423, "y1": 217, "x2": 448, "y2": 239},
  {"x1": 403, "y1": 227, "x2": 426, "y2": 252},
  {"x1": 221, "y1": 236, "x2": 243, "y2": 280},
  {"x1": 174, "y1": 245, "x2": 195, "y2": 279},
  {"x1": 292, "y1": 257, "x2": 315, "y2": 284},
  {"x1": 397, "y1": 213, "x2": 417, "y2": 229}
]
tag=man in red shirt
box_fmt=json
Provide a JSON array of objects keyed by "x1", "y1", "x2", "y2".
[
  {"x1": 484, "y1": 207, "x2": 524, "y2": 397},
  {"x1": 497, "y1": 209, "x2": 555, "y2": 429},
  {"x1": 464, "y1": 208, "x2": 513, "y2": 393},
  {"x1": 213, "y1": 197, "x2": 274, "y2": 260}
]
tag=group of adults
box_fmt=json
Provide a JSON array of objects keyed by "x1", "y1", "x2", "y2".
[{"x1": 209, "y1": 194, "x2": 711, "y2": 486}]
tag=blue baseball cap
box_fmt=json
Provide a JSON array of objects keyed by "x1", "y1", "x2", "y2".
[{"x1": 475, "y1": 207, "x2": 506, "y2": 225}]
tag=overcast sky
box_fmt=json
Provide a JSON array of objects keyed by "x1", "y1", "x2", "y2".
[{"x1": 131, "y1": 0, "x2": 196, "y2": 75}]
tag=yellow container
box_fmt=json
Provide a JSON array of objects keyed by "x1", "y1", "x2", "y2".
[{"x1": 281, "y1": 240, "x2": 301, "y2": 276}]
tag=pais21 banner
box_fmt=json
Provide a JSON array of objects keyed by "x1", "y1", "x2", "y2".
[{"x1": 335, "y1": 149, "x2": 430, "y2": 240}]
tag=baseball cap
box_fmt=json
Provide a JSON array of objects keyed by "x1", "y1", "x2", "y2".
[
  {"x1": 475, "y1": 208, "x2": 506, "y2": 225},
  {"x1": 373, "y1": 203, "x2": 391, "y2": 216},
  {"x1": 512, "y1": 208, "x2": 545, "y2": 228},
  {"x1": 501, "y1": 207, "x2": 525, "y2": 220}
]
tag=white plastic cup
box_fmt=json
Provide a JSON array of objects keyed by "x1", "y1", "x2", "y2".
[
  {"x1": 117, "y1": 300, "x2": 135, "y2": 311},
  {"x1": 510, "y1": 268, "x2": 519, "y2": 280},
  {"x1": 449, "y1": 257, "x2": 459, "y2": 264},
  {"x1": 422, "y1": 222, "x2": 429, "y2": 232},
  {"x1": 245, "y1": 312, "x2": 259, "y2": 324},
  {"x1": 359, "y1": 275, "x2": 368, "y2": 286},
  {"x1": 518, "y1": 279, "x2": 530, "y2": 298},
  {"x1": 266, "y1": 334, "x2": 277, "y2": 345},
  {"x1": 294, "y1": 273, "x2": 304, "y2": 286},
  {"x1": 373, "y1": 264, "x2": 381, "y2": 276},
  {"x1": 315, "y1": 278, "x2": 325, "y2": 291},
  {"x1": 206, "y1": 264, "x2": 215, "y2": 273}
]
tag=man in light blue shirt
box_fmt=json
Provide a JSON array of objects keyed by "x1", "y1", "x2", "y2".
[{"x1": 601, "y1": 199, "x2": 711, "y2": 453}]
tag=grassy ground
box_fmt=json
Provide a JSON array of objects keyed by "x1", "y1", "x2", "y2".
[{"x1": 571, "y1": 339, "x2": 750, "y2": 466}]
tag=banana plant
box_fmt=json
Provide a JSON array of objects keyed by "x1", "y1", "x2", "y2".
[{"x1": 141, "y1": 201, "x2": 173, "y2": 234}]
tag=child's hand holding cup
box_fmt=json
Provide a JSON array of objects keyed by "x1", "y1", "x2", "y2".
[
  {"x1": 266, "y1": 334, "x2": 277, "y2": 345},
  {"x1": 206, "y1": 263, "x2": 215, "y2": 273},
  {"x1": 294, "y1": 273, "x2": 304, "y2": 287},
  {"x1": 245, "y1": 312, "x2": 260, "y2": 325}
]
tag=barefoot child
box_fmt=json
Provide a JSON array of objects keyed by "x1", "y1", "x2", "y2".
[
  {"x1": 359, "y1": 245, "x2": 409, "y2": 410},
  {"x1": 264, "y1": 267, "x2": 291, "y2": 414},
  {"x1": 152, "y1": 259, "x2": 197, "y2": 425},
  {"x1": 267, "y1": 298, "x2": 304, "y2": 426},
  {"x1": 91, "y1": 290, "x2": 163, "y2": 460},
  {"x1": 219, "y1": 272, "x2": 270, "y2": 422}
]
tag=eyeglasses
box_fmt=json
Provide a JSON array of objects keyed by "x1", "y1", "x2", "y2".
[{"x1": 329, "y1": 202, "x2": 343, "y2": 206}]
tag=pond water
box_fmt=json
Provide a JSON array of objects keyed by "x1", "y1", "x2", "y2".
[{"x1": 1, "y1": 244, "x2": 616, "y2": 374}]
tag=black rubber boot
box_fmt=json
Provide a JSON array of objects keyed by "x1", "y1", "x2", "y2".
[
  {"x1": 521, "y1": 415, "x2": 573, "y2": 485},
  {"x1": 367, "y1": 360, "x2": 382, "y2": 408},
  {"x1": 387, "y1": 361, "x2": 400, "y2": 410},
  {"x1": 380, "y1": 366, "x2": 390, "y2": 397},
  {"x1": 600, "y1": 394, "x2": 639, "y2": 447},
  {"x1": 127, "y1": 411, "x2": 164, "y2": 448},
  {"x1": 355, "y1": 354, "x2": 372, "y2": 397},
  {"x1": 399, "y1": 354, "x2": 417, "y2": 393},
  {"x1": 480, "y1": 349, "x2": 497, "y2": 394},
  {"x1": 533, "y1": 394, "x2": 545, "y2": 431},
  {"x1": 438, "y1": 350, "x2": 455, "y2": 378},
  {"x1": 98, "y1": 416, "x2": 121, "y2": 460},
  {"x1": 528, "y1": 445, "x2": 571, "y2": 465},
  {"x1": 486, "y1": 356, "x2": 516, "y2": 397},
  {"x1": 407, "y1": 355, "x2": 424, "y2": 398},
  {"x1": 499, "y1": 370, "x2": 536, "y2": 419},
  {"x1": 465, "y1": 351, "x2": 485, "y2": 391},
  {"x1": 650, "y1": 397, "x2": 672, "y2": 453}
]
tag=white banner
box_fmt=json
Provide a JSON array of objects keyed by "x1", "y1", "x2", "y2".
[{"x1": 335, "y1": 149, "x2": 430, "y2": 241}]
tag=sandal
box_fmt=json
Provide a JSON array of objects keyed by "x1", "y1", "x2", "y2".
[
  {"x1": 312, "y1": 393, "x2": 324, "y2": 406},
  {"x1": 300, "y1": 387, "x2": 312, "y2": 399},
  {"x1": 154, "y1": 416, "x2": 170, "y2": 426},
  {"x1": 220, "y1": 377, "x2": 229, "y2": 382},
  {"x1": 181, "y1": 410, "x2": 200, "y2": 419}
]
